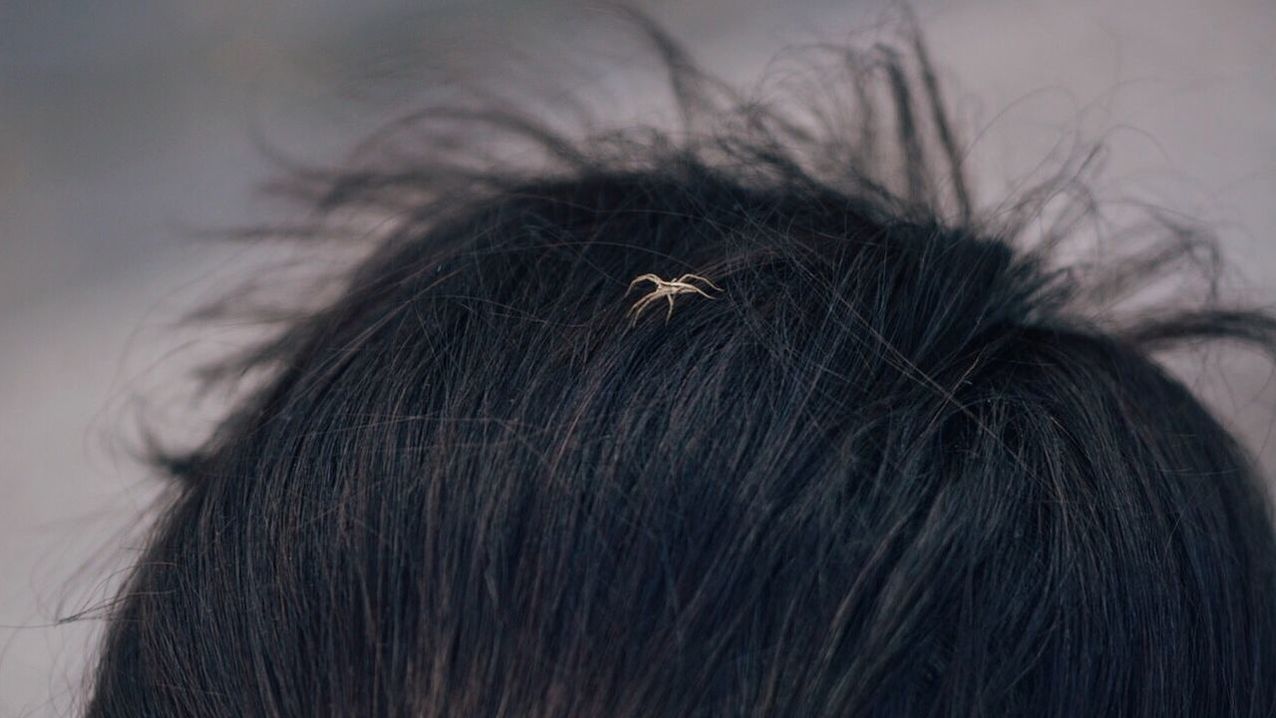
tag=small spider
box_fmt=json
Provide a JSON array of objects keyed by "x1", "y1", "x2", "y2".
[{"x1": 625, "y1": 272, "x2": 723, "y2": 324}]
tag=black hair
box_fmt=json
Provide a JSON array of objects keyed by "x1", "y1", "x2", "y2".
[{"x1": 85, "y1": 14, "x2": 1276, "y2": 717}]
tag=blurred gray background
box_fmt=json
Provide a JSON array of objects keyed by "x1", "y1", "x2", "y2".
[{"x1": 2, "y1": 1, "x2": 1274, "y2": 714}]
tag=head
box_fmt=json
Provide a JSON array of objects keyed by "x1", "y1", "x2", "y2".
[{"x1": 86, "y1": 18, "x2": 1276, "y2": 718}]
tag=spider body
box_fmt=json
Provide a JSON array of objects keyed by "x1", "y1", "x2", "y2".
[{"x1": 625, "y1": 273, "x2": 723, "y2": 324}]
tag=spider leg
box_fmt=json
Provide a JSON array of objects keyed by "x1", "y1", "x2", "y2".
[
  {"x1": 675, "y1": 273, "x2": 723, "y2": 292},
  {"x1": 664, "y1": 281, "x2": 716, "y2": 300},
  {"x1": 627, "y1": 274, "x2": 661, "y2": 293},
  {"x1": 628, "y1": 291, "x2": 663, "y2": 322},
  {"x1": 692, "y1": 274, "x2": 723, "y2": 292},
  {"x1": 665, "y1": 294, "x2": 676, "y2": 321},
  {"x1": 627, "y1": 293, "x2": 651, "y2": 316}
]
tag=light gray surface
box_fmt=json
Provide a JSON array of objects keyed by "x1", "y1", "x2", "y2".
[{"x1": 2, "y1": 1, "x2": 1274, "y2": 714}]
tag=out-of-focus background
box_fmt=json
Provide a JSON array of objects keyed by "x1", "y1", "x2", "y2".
[{"x1": 2, "y1": 1, "x2": 1273, "y2": 714}]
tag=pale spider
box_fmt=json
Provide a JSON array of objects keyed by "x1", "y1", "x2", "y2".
[{"x1": 625, "y1": 273, "x2": 723, "y2": 324}]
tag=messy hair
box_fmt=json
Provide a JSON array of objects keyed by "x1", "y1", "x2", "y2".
[{"x1": 86, "y1": 13, "x2": 1276, "y2": 717}]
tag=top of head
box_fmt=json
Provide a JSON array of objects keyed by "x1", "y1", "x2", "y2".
[{"x1": 86, "y1": 14, "x2": 1276, "y2": 718}]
